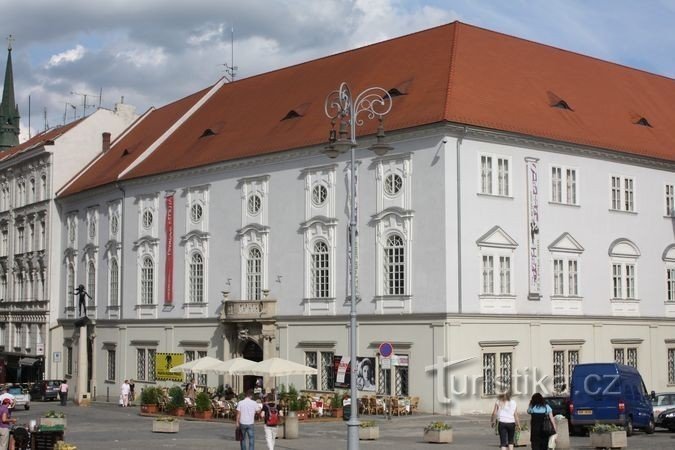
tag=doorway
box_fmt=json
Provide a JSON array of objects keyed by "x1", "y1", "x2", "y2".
[{"x1": 241, "y1": 339, "x2": 263, "y2": 392}]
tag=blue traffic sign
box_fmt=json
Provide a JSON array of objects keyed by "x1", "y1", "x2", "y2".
[{"x1": 379, "y1": 342, "x2": 394, "y2": 358}]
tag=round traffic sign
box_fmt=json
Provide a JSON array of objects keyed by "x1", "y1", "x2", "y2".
[{"x1": 379, "y1": 342, "x2": 394, "y2": 358}]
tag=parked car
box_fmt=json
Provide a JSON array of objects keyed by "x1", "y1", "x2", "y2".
[
  {"x1": 7, "y1": 385, "x2": 30, "y2": 410},
  {"x1": 29, "y1": 379, "x2": 61, "y2": 401},
  {"x1": 656, "y1": 407, "x2": 675, "y2": 432},
  {"x1": 653, "y1": 392, "x2": 675, "y2": 429},
  {"x1": 569, "y1": 363, "x2": 655, "y2": 436},
  {"x1": 544, "y1": 395, "x2": 570, "y2": 419}
]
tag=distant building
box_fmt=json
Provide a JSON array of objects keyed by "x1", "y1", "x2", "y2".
[{"x1": 57, "y1": 22, "x2": 675, "y2": 413}]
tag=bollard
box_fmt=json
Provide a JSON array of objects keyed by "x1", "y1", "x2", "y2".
[
  {"x1": 554, "y1": 416, "x2": 570, "y2": 449},
  {"x1": 107, "y1": 386, "x2": 109, "y2": 403},
  {"x1": 284, "y1": 413, "x2": 299, "y2": 439}
]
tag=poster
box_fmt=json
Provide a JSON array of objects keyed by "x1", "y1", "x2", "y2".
[
  {"x1": 333, "y1": 355, "x2": 376, "y2": 391},
  {"x1": 156, "y1": 352, "x2": 184, "y2": 381}
]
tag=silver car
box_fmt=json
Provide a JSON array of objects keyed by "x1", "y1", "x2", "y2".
[
  {"x1": 653, "y1": 392, "x2": 675, "y2": 427},
  {"x1": 7, "y1": 386, "x2": 30, "y2": 410}
]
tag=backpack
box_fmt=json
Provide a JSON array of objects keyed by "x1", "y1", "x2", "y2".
[{"x1": 266, "y1": 404, "x2": 279, "y2": 426}]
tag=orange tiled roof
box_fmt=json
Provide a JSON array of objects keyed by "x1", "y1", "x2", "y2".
[
  {"x1": 59, "y1": 87, "x2": 210, "y2": 196},
  {"x1": 65, "y1": 22, "x2": 675, "y2": 194},
  {"x1": 0, "y1": 118, "x2": 84, "y2": 162}
]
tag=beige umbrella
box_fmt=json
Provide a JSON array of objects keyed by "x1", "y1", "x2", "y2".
[
  {"x1": 233, "y1": 357, "x2": 318, "y2": 402},
  {"x1": 169, "y1": 356, "x2": 256, "y2": 375}
]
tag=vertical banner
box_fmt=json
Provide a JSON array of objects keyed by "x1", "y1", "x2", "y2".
[
  {"x1": 525, "y1": 157, "x2": 541, "y2": 300},
  {"x1": 165, "y1": 193, "x2": 174, "y2": 304},
  {"x1": 346, "y1": 163, "x2": 359, "y2": 300}
]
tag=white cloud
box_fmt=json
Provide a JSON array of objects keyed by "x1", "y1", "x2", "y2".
[
  {"x1": 114, "y1": 47, "x2": 167, "y2": 68},
  {"x1": 45, "y1": 45, "x2": 86, "y2": 68}
]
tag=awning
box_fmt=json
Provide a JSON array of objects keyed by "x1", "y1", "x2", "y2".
[{"x1": 19, "y1": 357, "x2": 38, "y2": 366}]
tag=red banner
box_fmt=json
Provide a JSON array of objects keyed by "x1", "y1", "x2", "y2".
[{"x1": 165, "y1": 194, "x2": 174, "y2": 304}]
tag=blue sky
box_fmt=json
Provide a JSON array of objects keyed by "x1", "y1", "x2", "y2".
[{"x1": 1, "y1": 0, "x2": 674, "y2": 142}]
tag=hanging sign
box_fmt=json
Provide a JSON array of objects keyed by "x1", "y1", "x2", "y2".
[
  {"x1": 164, "y1": 193, "x2": 175, "y2": 304},
  {"x1": 525, "y1": 157, "x2": 541, "y2": 300}
]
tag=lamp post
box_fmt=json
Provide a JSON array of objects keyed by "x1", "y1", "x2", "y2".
[{"x1": 324, "y1": 82, "x2": 393, "y2": 449}]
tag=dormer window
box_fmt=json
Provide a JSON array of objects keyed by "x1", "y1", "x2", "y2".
[
  {"x1": 281, "y1": 110, "x2": 301, "y2": 121},
  {"x1": 200, "y1": 128, "x2": 216, "y2": 137},
  {"x1": 387, "y1": 88, "x2": 405, "y2": 98},
  {"x1": 547, "y1": 91, "x2": 573, "y2": 111},
  {"x1": 635, "y1": 117, "x2": 652, "y2": 127},
  {"x1": 552, "y1": 100, "x2": 572, "y2": 110}
]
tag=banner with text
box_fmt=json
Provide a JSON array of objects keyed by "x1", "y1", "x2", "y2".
[
  {"x1": 156, "y1": 352, "x2": 184, "y2": 381},
  {"x1": 165, "y1": 194, "x2": 174, "y2": 304}
]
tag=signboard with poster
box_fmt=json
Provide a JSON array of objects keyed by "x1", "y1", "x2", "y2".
[
  {"x1": 333, "y1": 355, "x2": 376, "y2": 391},
  {"x1": 156, "y1": 352, "x2": 184, "y2": 381}
]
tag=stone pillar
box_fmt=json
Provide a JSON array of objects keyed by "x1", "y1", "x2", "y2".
[{"x1": 75, "y1": 325, "x2": 90, "y2": 405}]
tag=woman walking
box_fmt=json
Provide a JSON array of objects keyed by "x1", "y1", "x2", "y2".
[
  {"x1": 527, "y1": 393, "x2": 557, "y2": 450},
  {"x1": 491, "y1": 391, "x2": 520, "y2": 450}
]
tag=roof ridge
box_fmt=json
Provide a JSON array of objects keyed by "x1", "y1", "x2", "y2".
[{"x1": 443, "y1": 22, "x2": 461, "y2": 120}]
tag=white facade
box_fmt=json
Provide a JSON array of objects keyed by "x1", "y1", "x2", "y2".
[{"x1": 56, "y1": 123, "x2": 675, "y2": 413}]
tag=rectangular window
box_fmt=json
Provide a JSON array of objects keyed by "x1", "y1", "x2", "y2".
[
  {"x1": 626, "y1": 264, "x2": 636, "y2": 298},
  {"x1": 482, "y1": 255, "x2": 494, "y2": 294},
  {"x1": 378, "y1": 354, "x2": 408, "y2": 396},
  {"x1": 136, "y1": 349, "x2": 156, "y2": 382},
  {"x1": 612, "y1": 264, "x2": 622, "y2": 298},
  {"x1": 107, "y1": 349, "x2": 116, "y2": 381},
  {"x1": 568, "y1": 260, "x2": 578, "y2": 296},
  {"x1": 566, "y1": 169, "x2": 577, "y2": 204},
  {"x1": 305, "y1": 352, "x2": 317, "y2": 390},
  {"x1": 610, "y1": 175, "x2": 635, "y2": 212},
  {"x1": 668, "y1": 349, "x2": 675, "y2": 384},
  {"x1": 614, "y1": 347, "x2": 638, "y2": 368},
  {"x1": 667, "y1": 268, "x2": 675, "y2": 302},
  {"x1": 305, "y1": 351, "x2": 335, "y2": 391},
  {"x1": 196, "y1": 351, "x2": 207, "y2": 386},
  {"x1": 499, "y1": 256, "x2": 511, "y2": 294},
  {"x1": 482, "y1": 351, "x2": 512, "y2": 395},
  {"x1": 551, "y1": 166, "x2": 579, "y2": 205},
  {"x1": 553, "y1": 349, "x2": 578, "y2": 392},
  {"x1": 480, "y1": 154, "x2": 510, "y2": 196},
  {"x1": 553, "y1": 259, "x2": 564, "y2": 295},
  {"x1": 148, "y1": 349, "x2": 156, "y2": 382},
  {"x1": 67, "y1": 346, "x2": 73, "y2": 375},
  {"x1": 666, "y1": 185, "x2": 674, "y2": 216},
  {"x1": 137, "y1": 349, "x2": 146, "y2": 381},
  {"x1": 551, "y1": 167, "x2": 562, "y2": 203}
]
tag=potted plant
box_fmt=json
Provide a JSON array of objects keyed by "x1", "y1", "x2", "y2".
[
  {"x1": 295, "y1": 396, "x2": 310, "y2": 420},
  {"x1": 359, "y1": 420, "x2": 380, "y2": 440},
  {"x1": 424, "y1": 421, "x2": 453, "y2": 443},
  {"x1": 167, "y1": 386, "x2": 186, "y2": 416},
  {"x1": 152, "y1": 416, "x2": 179, "y2": 433},
  {"x1": 140, "y1": 386, "x2": 162, "y2": 414},
  {"x1": 589, "y1": 423, "x2": 627, "y2": 448},
  {"x1": 40, "y1": 410, "x2": 66, "y2": 429},
  {"x1": 515, "y1": 423, "x2": 530, "y2": 446},
  {"x1": 332, "y1": 391, "x2": 345, "y2": 418},
  {"x1": 193, "y1": 391, "x2": 212, "y2": 419}
]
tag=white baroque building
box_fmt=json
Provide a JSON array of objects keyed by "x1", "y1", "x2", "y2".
[
  {"x1": 55, "y1": 22, "x2": 675, "y2": 414},
  {"x1": 0, "y1": 104, "x2": 137, "y2": 382}
]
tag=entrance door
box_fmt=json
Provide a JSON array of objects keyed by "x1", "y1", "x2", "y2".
[{"x1": 241, "y1": 340, "x2": 263, "y2": 392}]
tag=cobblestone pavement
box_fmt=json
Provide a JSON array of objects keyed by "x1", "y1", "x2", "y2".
[{"x1": 11, "y1": 400, "x2": 675, "y2": 449}]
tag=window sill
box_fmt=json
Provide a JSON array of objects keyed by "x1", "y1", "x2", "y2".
[
  {"x1": 551, "y1": 295, "x2": 583, "y2": 301},
  {"x1": 610, "y1": 298, "x2": 640, "y2": 303},
  {"x1": 608, "y1": 209, "x2": 637, "y2": 215},
  {"x1": 548, "y1": 201, "x2": 580, "y2": 208},
  {"x1": 477, "y1": 193, "x2": 514, "y2": 200},
  {"x1": 374, "y1": 295, "x2": 411, "y2": 314}
]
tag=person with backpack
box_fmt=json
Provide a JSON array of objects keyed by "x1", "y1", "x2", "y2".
[{"x1": 261, "y1": 394, "x2": 279, "y2": 449}]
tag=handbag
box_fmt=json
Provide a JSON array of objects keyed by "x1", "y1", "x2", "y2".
[
  {"x1": 235, "y1": 426, "x2": 243, "y2": 441},
  {"x1": 542, "y1": 416, "x2": 555, "y2": 436}
]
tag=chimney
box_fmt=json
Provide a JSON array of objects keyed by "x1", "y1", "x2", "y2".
[{"x1": 102, "y1": 132, "x2": 111, "y2": 153}]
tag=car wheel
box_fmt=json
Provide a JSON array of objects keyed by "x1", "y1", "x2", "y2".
[
  {"x1": 625, "y1": 416, "x2": 634, "y2": 437},
  {"x1": 645, "y1": 416, "x2": 655, "y2": 434}
]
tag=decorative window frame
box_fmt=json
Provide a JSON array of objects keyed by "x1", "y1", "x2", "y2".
[
  {"x1": 665, "y1": 184, "x2": 675, "y2": 217},
  {"x1": 63, "y1": 249, "x2": 78, "y2": 319},
  {"x1": 108, "y1": 199, "x2": 122, "y2": 242},
  {"x1": 181, "y1": 233, "x2": 209, "y2": 318},
  {"x1": 550, "y1": 339, "x2": 583, "y2": 394},
  {"x1": 548, "y1": 233, "x2": 584, "y2": 314},
  {"x1": 66, "y1": 212, "x2": 78, "y2": 248},
  {"x1": 133, "y1": 236, "x2": 159, "y2": 319},
  {"x1": 237, "y1": 224, "x2": 269, "y2": 300},
  {"x1": 477, "y1": 152, "x2": 513, "y2": 197},
  {"x1": 375, "y1": 153, "x2": 412, "y2": 213},
  {"x1": 608, "y1": 238, "x2": 640, "y2": 316},
  {"x1": 373, "y1": 207, "x2": 413, "y2": 314},
  {"x1": 476, "y1": 226, "x2": 518, "y2": 313},
  {"x1": 662, "y1": 245, "x2": 675, "y2": 317},
  {"x1": 609, "y1": 174, "x2": 636, "y2": 213},
  {"x1": 301, "y1": 217, "x2": 337, "y2": 315},
  {"x1": 183, "y1": 184, "x2": 210, "y2": 233},
  {"x1": 136, "y1": 193, "x2": 159, "y2": 238},
  {"x1": 83, "y1": 248, "x2": 98, "y2": 318},
  {"x1": 239, "y1": 176, "x2": 269, "y2": 227},
  {"x1": 105, "y1": 200, "x2": 122, "y2": 319},
  {"x1": 667, "y1": 341, "x2": 675, "y2": 386},
  {"x1": 611, "y1": 338, "x2": 642, "y2": 369}
]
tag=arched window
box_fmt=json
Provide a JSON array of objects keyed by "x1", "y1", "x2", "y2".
[
  {"x1": 87, "y1": 261, "x2": 96, "y2": 308},
  {"x1": 311, "y1": 241, "x2": 329, "y2": 298},
  {"x1": 109, "y1": 258, "x2": 119, "y2": 307},
  {"x1": 40, "y1": 174, "x2": 47, "y2": 200},
  {"x1": 189, "y1": 252, "x2": 204, "y2": 303},
  {"x1": 141, "y1": 256, "x2": 154, "y2": 305},
  {"x1": 247, "y1": 247, "x2": 262, "y2": 300},
  {"x1": 67, "y1": 263, "x2": 75, "y2": 307},
  {"x1": 29, "y1": 178, "x2": 35, "y2": 204},
  {"x1": 384, "y1": 234, "x2": 405, "y2": 295}
]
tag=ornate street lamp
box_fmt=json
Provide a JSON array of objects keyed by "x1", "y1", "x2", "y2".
[{"x1": 324, "y1": 82, "x2": 393, "y2": 449}]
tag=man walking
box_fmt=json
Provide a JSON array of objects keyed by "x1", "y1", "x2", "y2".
[
  {"x1": 121, "y1": 380, "x2": 131, "y2": 407},
  {"x1": 236, "y1": 389, "x2": 261, "y2": 450},
  {"x1": 59, "y1": 380, "x2": 69, "y2": 406}
]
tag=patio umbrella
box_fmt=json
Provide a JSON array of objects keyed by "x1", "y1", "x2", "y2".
[
  {"x1": 233, "y1": 357, "x2": 318, "y2": 402},
  {"x1": 169, "y1": 356, "x2": 256, "y2": 375}
]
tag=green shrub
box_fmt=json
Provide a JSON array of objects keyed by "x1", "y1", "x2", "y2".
[
  {"x1": 44, "y1": 410, "x2": 65, "y2": 418},
  {"x1": 168, "y1": 386, "x2": 185, "y2": 410},
  {"x1": 424, "y1": 421, "x2": 452, "y2": 432},
  {"x1": 140, "y1": 386, "x2": 162, "y2": 405},
  {"x1": 590, "y1": 423, "x2": 624, "y2": 433},
  {"x1": 195, "y1": 391, "x2": 211, "y2": 412},
  {"x1": 360, "y1": 420, "x2": 377, "y2": 428}
]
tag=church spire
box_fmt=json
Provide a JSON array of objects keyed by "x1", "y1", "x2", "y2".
[{"x1": 0, "y1": 35, "x2": 20, "y2": 150}]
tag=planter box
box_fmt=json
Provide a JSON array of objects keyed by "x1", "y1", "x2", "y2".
[
  {"x1": 295, "y1": 411, "x2": 308, "y2": 421},
  {"x1": 170, "y1": 407, "x2": 185, "y2": 417},
  {"x1": 515, "y1": 430, "x2": 530, "y2": 446},
  {"x1": 140, "y1": 404, "x2": 158, "y2": 414},
  {"x1": 590, "y1": 431, "x2": 627, "y2": 449},
  {"x1": 152, "y1": 420, "x2": 179, "y2": 433},
  {"x1": 40, "y1": 417, "x2": 67, "y2": 429},
  {"x1": 359, "y1": 426, "x2": 380, "y2": 440},
  {"x1": 424, "y1": 429, "x2": 453, "y2": 443},
  {"x1": 193, "y1": 410, "x2": 212, "y2": 420},
  {"x1": 334, "y1": 408, "x2": 343, "y2": 418}
]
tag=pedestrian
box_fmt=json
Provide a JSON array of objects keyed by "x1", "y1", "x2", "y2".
[
  {"x1": 527, "y1": 393, "x2": 557, "y2": 450},
  {"x1": 129, "y1": 379, "x2": 136, "y2": 402},
  {"x1": 491, "y1": 391, "x2": 520, "y2": 450},
  {"x1": 59, "y1": 380, "x2": 69, "y2": 406},
  {"x1": 121, "y1": 380, "x2": 131, "y2": 407},
  {"x1": 236, "y1": 388, "x2": 262, "y2": 450},
  {"x1": 0, "y1": 397, "x2": 17, "y2": 450},
  {"x1": 261, "y1": 394, "x2": 279, "y2": 449}
]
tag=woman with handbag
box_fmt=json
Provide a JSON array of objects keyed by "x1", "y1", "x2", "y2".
[
  {"x1": 527, "y1": 393, "x2": 557, "y2": 450},
  {"x1": 490, "y1": 391, "x2": 520, "y2": 450}
]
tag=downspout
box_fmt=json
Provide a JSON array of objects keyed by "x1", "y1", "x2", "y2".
[
  {"x1": 116, "y1": 182, "x2": 125, "y2": 320},
  {"x1": 456, "y1": 127, "x2": 466, "y2": 314}
]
